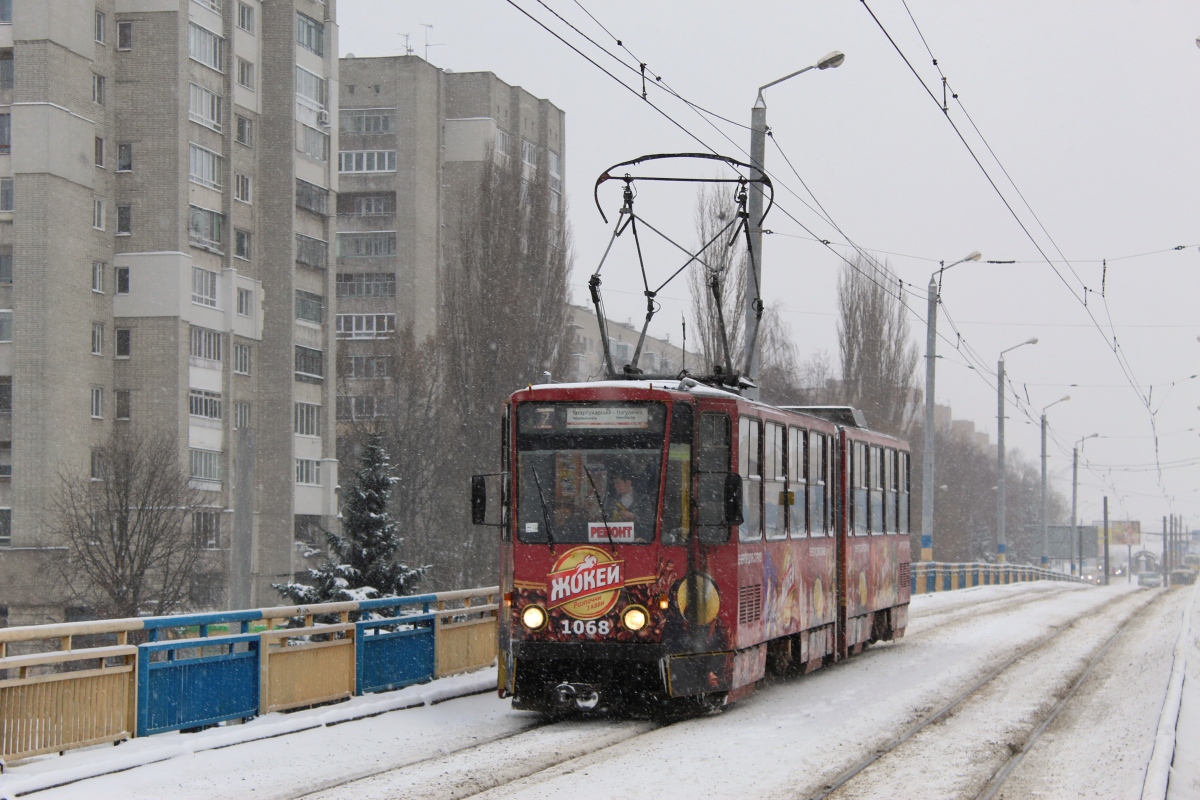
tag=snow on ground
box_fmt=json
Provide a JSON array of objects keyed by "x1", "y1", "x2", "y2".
[
  {"x1": 3, "y1": 580, "x2": 1191, "y2": 800},
  {"x1": 1167, "y1": 581, "x2": 1200, "y2": 800}
]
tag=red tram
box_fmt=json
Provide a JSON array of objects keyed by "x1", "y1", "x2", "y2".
[{"x1": 473, "y1": 379, "x2": 911, "y2": 713}]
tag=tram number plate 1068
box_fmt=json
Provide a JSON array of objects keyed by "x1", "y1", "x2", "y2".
[{"x1": 561, "y1": 619, "x2": 612, "y2": 635}]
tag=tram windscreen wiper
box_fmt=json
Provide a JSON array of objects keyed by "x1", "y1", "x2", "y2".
[
  {"x1": 581, "y1": 464, "x2": 617, "y2": 555},
  {"x1": 529, "y1": 466, "x2": 557, "y2": 552}
]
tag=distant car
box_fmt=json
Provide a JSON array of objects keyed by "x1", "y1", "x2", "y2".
[
  {"x1": 1169, "y1": 569, "x2": 1197, "y2": 586},
  {"x1": 1138, "y1": 572, "x2": 1163, "y2": 588}
]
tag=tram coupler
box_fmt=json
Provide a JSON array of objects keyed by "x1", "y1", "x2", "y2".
[{"x1": 553, "y1": 682, "x2": 601, "y2": 711}]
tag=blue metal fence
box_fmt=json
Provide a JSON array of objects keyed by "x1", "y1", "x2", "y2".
[
  {"x1": 355, "y1": 595, "x2": 437, "y2": 695},
  {"x1": 137, "y1": 634, "x2": 260, "y2": 736}
]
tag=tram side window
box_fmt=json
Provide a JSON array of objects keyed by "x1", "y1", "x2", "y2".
[
  {"x1": 869, "y1": 445, "x2": 884, "y2": 535},
  {"x1": 738, "y1": 417, "x2": 763, "y2": 542},
  {"x1": 852, "y1": 442, "x2": 868, "y2": 535},
  {"x1": 884, "y1": 448, "x2": 897, "y2": 534},
  {"x1": 789, "y1": 427, "x2": 807, "y2": 537},
  {"x1": 662, "y1": 403, "x2": 694, "y2": 545},
  {"x1": 696, "y1": 412, "x2": 732, "y2": 543},
  {"x1": 808, "y1": 431, "x2": 825, "y2": 537},
  {"x1": 898, "y1": 451, "x2": 911, "y2": 534},
  {"x1": 764, "y1": 422, "x2": 786, "y2": 540}
]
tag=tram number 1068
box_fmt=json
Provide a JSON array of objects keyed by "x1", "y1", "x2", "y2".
[{"x1": 562, "y1": 619, "x2": 612, "y2": 635}]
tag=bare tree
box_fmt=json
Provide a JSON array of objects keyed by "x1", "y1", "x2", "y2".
[
  {"x1": 54, "y1": 430, "x2": 207, "y2": 619},
  {"x1": 687, "y1": 184, "x2": 747, "y2": 375},
  {"x1": 436, "y1": 145, "x2": 573, "y2": 588},
  {"x1": 837, "y1": 255, "x2": 920, "y2": 437}
]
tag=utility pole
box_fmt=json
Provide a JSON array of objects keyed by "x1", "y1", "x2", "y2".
[
  {"x1": 1163, "y1": 515, "x2": 1168, "y2": 579},
  {"x1": 997, "y1": 355, "x2": 1007, "y2": 564},
  {"x1": 1071, "y1": 447, "x2": 1079, "y2": 575},
  {"x1": 1103, "y1": 496, "x2": 1109, "y2": 585},
  {"x1": 922, "y1": 278, "x2": 937, "y2": 563}
]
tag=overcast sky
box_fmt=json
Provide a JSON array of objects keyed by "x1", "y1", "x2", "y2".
[{"x1": 338, "y1": 1, "x2": 1200, "y2": 533}]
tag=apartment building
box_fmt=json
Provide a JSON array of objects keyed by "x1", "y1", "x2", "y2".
[
  {"x1": 0, "y1": 0, "x2": 339, "y2": 625},
  {"x1": 334, "y1": 55, "x2": 565, "y2": 424},
  {"x1": 565, "y1": 304, "x2": 703, "y2": 383}
]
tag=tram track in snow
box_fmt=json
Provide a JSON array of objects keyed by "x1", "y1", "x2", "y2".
[
  {"x1": 903, "y1": 582, "x2": 1078, "y2": 640},
  {"x1": 802, "y1": 587, "x2": 1160, "y2": 800}
]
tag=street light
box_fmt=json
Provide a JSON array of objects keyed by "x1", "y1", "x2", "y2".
[
  {"x1": 1072, "y1": 432, "x2": 1100, "y2": 575},
  {"x1": 1040, "y1": 395, "x2": 1070, "y2": 569},
  {"x1": 996, "y1": 337, "x2": 1038, "y2": 563},
  {"x1": 745, "y1": 51, "x2": 845, "y2": 393},
  {"x1": 921, "y1": 250, "x2": 982, "y2": 561}
]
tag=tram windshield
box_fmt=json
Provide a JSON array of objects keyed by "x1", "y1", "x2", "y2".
[{"x1": 515, "y1": 402, "x2": 666, "y2": 545}]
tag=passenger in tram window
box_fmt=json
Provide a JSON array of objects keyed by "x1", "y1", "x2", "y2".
[{"x1": 605, "y1": 461, "x2": 654, "y2": 533}]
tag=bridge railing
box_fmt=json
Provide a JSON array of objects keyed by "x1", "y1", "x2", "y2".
[
  {"x1": 0, "y1": 586, "x2": 498, "y2": 767},
  {"x1": 910, "y1": 562, "x2": 1090, "y2": 594}
]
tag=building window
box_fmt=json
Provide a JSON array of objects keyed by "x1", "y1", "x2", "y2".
[
  {"x1": 94, "y1": 137, "x2": 104, "y2": 167},
  {"x1": 189, "y1": 388, "x2": 222, "y2": 420},
  {"x1": 295, "y1": 290, "x2": 323, "y2": 324},
  {"x1": 0, "y1": 178, "x2": 12, "y2": 212},
  {"x1": 339, "y1": 108, "x2": 394, "y2": 134},
  {"x1": 189, "y1": 449, "x2": 221, "y2": 483},
  {"x1": 549, "y1": 150, "x2": 562, "y2": 214},
  {"x1": 91, "y1": 449, "x2": 105, "y2": 480},
  {"x1": 233, "y1": 342, "x2": 250, "y2": 374},
  {"x1": 522, "y1": 139, "x2": 537, "y2": 168},
  {"x1": 95, "y1": 11, "x2": 105, "y2": 44},
  {"x1": 0, "y1": 252, "x2": 12, "y2": 285},
  {"x1": 0, "y1": 53, "x2": 12, "y2": 91},
  {"x1": 234, "y1": 173, "x2": 251, "y2": 203},
  {"x1": 115, "y1": 266, "x2": 130, "y2": 294},
  {"x1": 295, "y1": 66, "x2": 326, "y2": 110},
  {"x1": 338, "y1": 193, "x2": 395, "y2": 217},
  {"x1": 117, "y1": 143, "x2": 132, "y2": 171},
  {"x1": 92, "y1": 260, "x2": 105, "y2": 293},
  {"x1": 235, "y1": 229, "x2": 251, "y2": 259},
  {"x1": 295, "y1": 179, "x2": 328, "y2": 216},
  {"x1": 115, "y1": 328, "x2": 131, "y2": 358},
  {"x1": 295, "y1": 234, "x2": 327, "y2": 269},
  {"x1": 117, "y1": 21, "x2": 132, "y2": 50},
  {"x1": 336, "y1": 272, "x2": 396, "y2": 298},
  {"x1": 295, "y1": 459, "x2": 321, "y2": 486},
  {"x1": 0, "y1": 310, "x2": 11, "y2": 342},
  {"x1": 192, "y1": 266, "x2": 218, "y2": 307},
  {"x1": 337, "y1": 395, "x2": 380, "y2": 421},
  {"x1": 237, "y1": 3, "x2": 255, "y2": 33},
  {"x1": 188, "y1": 205, "x2": 223, "y2": 252},
  {"x1": 93, "y1": 199, "x2": 104, "y2": 229},
  {"x1": 236, "y1": 287, "x2": 252, "y2": 316},
  {"x1": 338, "y1": 150, "x2": 396, "y2": 173},
  {"x1": 91, "y1": 323, "x2": 103, "y2": 355},
  {"x1": 294, "y1": 402, "x2": 321, "y2": 436},
  {"x1": 193, "y1": 509, "x2": 221, "y2": 548},
  {"x1": 189, "y1": 143, "x2": 223, "y2": 190},
  {"x1": 90, "y1": 386, "x2": 103, "y2": 418},
  {"x1": 296, "y1": 13, "x2": 324, "y2": 56},
  {"x1": 192, "y1": 0, "x2": 221, "y2": 11},
  {"x1": 92, "y1": 73, "x2": 105, "y2": 104},
  {"x1": 235, "y1": 115, "x2": 253, "y2": 146},
  {"x1": 115, "y1": 390, "x2": 130, "y2": 420},
  {"x1": 336, "y1": 313, "x2": 396, "y2": 340},
  {"x1": 188, "y1": 83, "x2": 223, "y2": 131},
  {"x1": 116, "y1": 204, "x2": 131, "y2": 235},
  {"x1": 337, "y1": 232, "x2": 396, "y2": 258},
  {"x1": 298, "y1": 125, "x2": 328, "y2": 162},
  {"x1": 189, "y1": 325, "x2": 222, "y2": 362},
  {"x1": 188, "y1": 23, "x2": 224, "y2": 72},
  {"x1": 347, "y1": 355, "x2": 391, "y2": 379},
  {"x1": 236, "y1": 58, "x2": 255, "y2": 91},
  {"x1": 294, "y1": 346, "x2": 323, "y2": 381},
  {"x1": 234, "y1": 402, "x2": 250, "y2": 429},
  {"x1": 0, "y1": 113, "x2": 9, "y2": 154},
  {"x1": 0, "y1": 1, "x2": 11, "y2": 25}
]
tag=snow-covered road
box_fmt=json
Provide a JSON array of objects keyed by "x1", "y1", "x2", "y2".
[{"x1": 5, "y1": 580, "x2": 1194, "y2": 800}]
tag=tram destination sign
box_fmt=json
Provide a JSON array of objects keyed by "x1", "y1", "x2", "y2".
[{"x1": 566, "y1": 406, "x2": 649, "y2": 429}]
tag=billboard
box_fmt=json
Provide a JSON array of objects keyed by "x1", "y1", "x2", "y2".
[{"x1": 1090, "y1": 519, "x2": 1141, "y2": 547}]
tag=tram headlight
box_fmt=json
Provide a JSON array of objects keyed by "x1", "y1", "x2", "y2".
[
  {"x1": 621, "y1": 605, "x2": 649, "y2": 632},
  {"x1": 521, "y1": 604, "x2": 548, "y2": 631}
]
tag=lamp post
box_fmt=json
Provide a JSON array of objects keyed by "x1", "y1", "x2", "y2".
[
  {"x1": 996, "y1": 337, "x2": 1038, "y2": 563},
  {"x1": 921, "y1": 251, "x2": 981, "y2": 562},
  {"x1": 1072, "y1": 432, "x2": 1099, "y2": 575},
  {"x1": 1040, "y1": 395, "x2": 1070, "y2": 569},
  {"x1": 745, "y1": 51, "x2": 844, "y2": 393}
]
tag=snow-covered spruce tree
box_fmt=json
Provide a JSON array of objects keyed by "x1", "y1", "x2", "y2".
[{"x1": 274, "y1": 435, "x2": 424, "y2": 604}]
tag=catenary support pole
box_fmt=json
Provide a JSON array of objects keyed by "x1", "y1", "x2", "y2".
[
  {"x1": 1071, "y1": 446, "x2": 1079, "y2": 575},
  {"x1": 922, "y1": 278, "x2": 937, "y2": 561},
  {"x1": 997, "y1": 357, "x2": 1007, "y2": 563},
  {"x1": 1103, "y1": 496, "x2": 1109, "y2": 585},
  {"x1": 745, "y1": 95, "x2": 766, "y2": 397},
  {"x1": 1040, "y1": 413, "x2": 1048, "y2": 568},
  {"x1": 1163, "y1": 515, "x2": 1168, "y2": 578}
]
